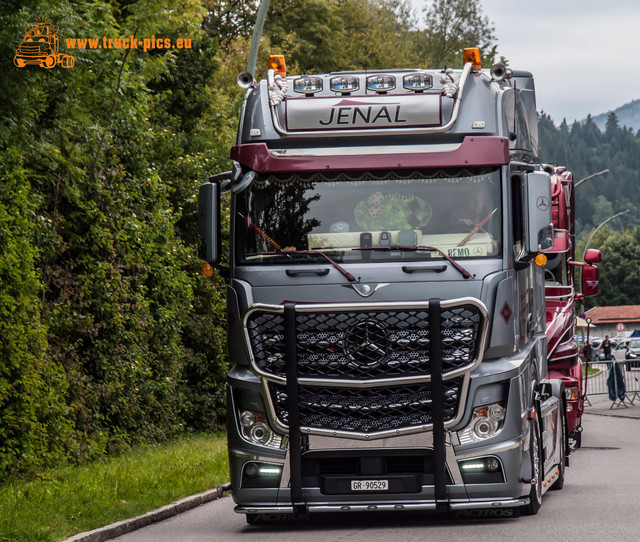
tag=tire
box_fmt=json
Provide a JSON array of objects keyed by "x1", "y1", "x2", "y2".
[
  {"x1": 551, "y1": 411, "x2": 566, "y2": 490},
  {"x1": 522, "y1": 416, "x2": 543, "y2": 515}
]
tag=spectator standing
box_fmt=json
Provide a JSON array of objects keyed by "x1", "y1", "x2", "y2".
[{"x1": 603, "y1": 335, "x2": 613, "y2": 361}]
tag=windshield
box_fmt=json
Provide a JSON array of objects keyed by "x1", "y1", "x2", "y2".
[{"x1": 236, "y1": 167, "x2": 502, "y2": 264}]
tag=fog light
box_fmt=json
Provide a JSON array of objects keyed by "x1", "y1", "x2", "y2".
[
  {"x1": 459, "y1": 456, "x2": 505, "y2": 484},
  {"x1": 242, "y1": 462, "x2": 283, "y2": 489},
  {"x1": 459, "y1": 457, "x2": 503, "y2": 474},
  {"x1": 485, "y1": 457, "x2": 500, "y2": 472},
  {"x1": 244, "y1": 462, "x2": 259, "y2": 477}
]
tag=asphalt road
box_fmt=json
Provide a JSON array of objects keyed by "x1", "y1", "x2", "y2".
[{"x1": 109, "y1": 400, "x2": 640, "y2": 542}]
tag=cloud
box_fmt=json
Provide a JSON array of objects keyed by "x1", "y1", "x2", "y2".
[{"x1": 408, "y1": 0, "x2": 639, "y2": 122}]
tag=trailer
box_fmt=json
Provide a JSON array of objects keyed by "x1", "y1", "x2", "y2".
[
  {"x1": 544, "y1": 166, "x2": 601, "y2": 450},
  {"x1": 198, "y1": 46, "x2": 601, "y2": 521}
]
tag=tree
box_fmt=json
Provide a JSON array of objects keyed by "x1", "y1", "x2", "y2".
[
  {"x1": 419, "y1": 0, "x2": 497, "y2": 68},
  {"x1": 596, "y1": 230, "x2": 640, "y2": 306},
  {"x1": 538, "y1": 108, "x2": 640, "y2": 238},
  {"x1": 605, "y1": 111, "x2": 620, "y2": 137},
  {"x1": 264, "y1": 0, "x2": 424, "y2": 73}
]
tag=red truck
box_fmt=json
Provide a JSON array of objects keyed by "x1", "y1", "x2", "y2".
[{"x1": 544, "y1": 166, "x2": 601, "y2": 451}]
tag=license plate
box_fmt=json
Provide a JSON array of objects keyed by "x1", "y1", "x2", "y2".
[{"x1": 350, "y1": 479, "x2": 389, "y2": 491}]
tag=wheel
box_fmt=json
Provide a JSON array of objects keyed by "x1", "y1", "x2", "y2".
[
  {"x1": 551, "y1": 411, "x2": 566, "y2": 490},
  {"x1": 522, "y1": 416, "x2": 543, "y2": 515},
  {"x1": 13, "y1": 56, "x2": 26, "y2": 68}
]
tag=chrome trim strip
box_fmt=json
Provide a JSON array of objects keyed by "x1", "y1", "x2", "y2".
[
  {"x1": 235, "y1": 498, "x2": 529, "y2": 515},
  {"x1": 245, "y1": 298, "x2": 487, "y2": 315},
  {"x1": 267, "y1": 63, "x2": 473, "y2": 138},
  {"x1": 454, "y1": 437, "x2": 523, "y2": 461},
  {"x1": 269, "y1": 143, "x2": 462, "y2": 157},
  {"x1": 448, "y1": 498, "x2": 529, "y2": 510}
]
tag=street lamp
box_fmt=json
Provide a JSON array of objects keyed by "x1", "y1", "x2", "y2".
[
  {"x1": 574, "y1": 169, "x2": 609, "y2": 189},
  {"x1": 581, "y1": 209, "x2": 630, "y2": 261}
]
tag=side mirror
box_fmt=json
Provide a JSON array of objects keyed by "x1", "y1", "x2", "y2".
[
  {"x1": 584, "y1": 248, "x2": 602, "y2": 264},
  {"x1": 581, "y1": 264, "x2": 599, "y2": 297},
  {"x1": 524, "y1": 171, "x2": 554, "y2": 254},
  {"x1": 198, "y1": 181, "x2": 221, "y2": 264}
]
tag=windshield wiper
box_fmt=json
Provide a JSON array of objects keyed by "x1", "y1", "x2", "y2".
[
  {"x1": 239, "y1": 212, "x2": 356, "y2": 281},
  {"x1": 357, "y1": 245, "x2": 473, "y2": 279},
  {"x1": 458, "y1": 208, "x2": 498, "y2": 247},
  {"x1": 250, "y1": 250, "x2": 356, "y2": 282}
]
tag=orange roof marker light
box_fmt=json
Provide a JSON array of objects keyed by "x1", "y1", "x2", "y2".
[
  {"x1": 463, "y1": 47, "x2": 481, "y2": 70},
  {"x1": 269, "y1": 55, "x2": 286, "y2": 78}
]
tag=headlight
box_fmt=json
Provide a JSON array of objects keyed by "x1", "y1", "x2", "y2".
[
  {"x1": 238, "y1": 410, "x2": 283, "y2": 449},
  {"x1": 457, "y1": 402, "x2": 506, "y2": 444},
  {"x1": 565, "y1": 386, "x2": 579, "y2": 401}
]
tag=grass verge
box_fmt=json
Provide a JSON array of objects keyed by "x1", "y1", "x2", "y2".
[{"x1": 0, "y1": 433, "x2": 229, "y2": 542}]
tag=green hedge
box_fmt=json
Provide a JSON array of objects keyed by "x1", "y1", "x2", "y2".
[{"x1": 0, "y1": 0, "x2": 234, "y2": 479}]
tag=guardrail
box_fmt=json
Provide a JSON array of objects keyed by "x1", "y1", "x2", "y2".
[{"x1": 585, "y1": 359, "x2": 640, "y2": 408}]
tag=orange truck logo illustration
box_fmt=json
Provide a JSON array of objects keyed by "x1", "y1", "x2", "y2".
[{"x1": 14, "y1": 17, "x2": 74, "y2": 69}]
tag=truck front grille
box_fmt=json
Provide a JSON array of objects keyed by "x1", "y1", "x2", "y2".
[{"x1": 246, "y1": 304, "x2": 483, "y2": 381}]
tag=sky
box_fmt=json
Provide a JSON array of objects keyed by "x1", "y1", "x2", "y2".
[{"x1": 408, "y1": 0, "x2": 640, "y2": 125}]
